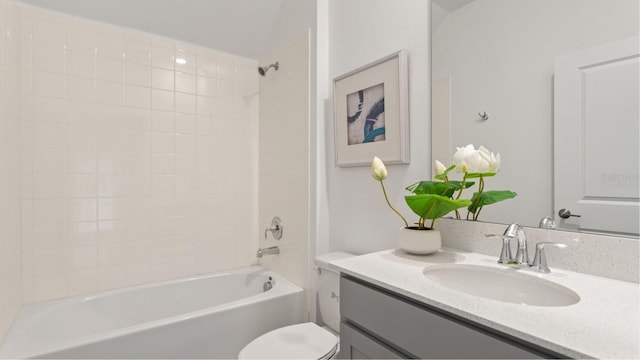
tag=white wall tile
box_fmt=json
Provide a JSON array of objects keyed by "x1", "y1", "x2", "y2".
[
  {"x1": 33, "y1": 96, "x2": 66, "y2": 123},
  {"x1": 174, "y1": 50, "x2": 196, "y2": 74},
  {"x1": 97, "y1": 57, "x2": 124, "y2": 82},
  {"x1": 32, "y1": 70, "x2": 65, "y2": 98},
  {"x1": 33, "y1": 123, "x2": 67, "y2": 148},
  {"x1": 175, "y1": 134, "x2": 197, "y2": 155},
  {"x1": 125, "y1": 62, "x2": 151, "y2": 87},
  {"x1": 17, "y1": 8, "x2": 260, "y2": 305},
  {"x1": 97, "y1": 79, "x2": 124, "y2": 105},
  {"x1": 197, "y1": 76, "x2": 217, "y2": 97},
  {"x1": 33, "y1": 224, "x2": 66, "y2": 251},
  {"x1": 33, "y1": 275, "x2": 66, "y2": 302},
  {"x1": 67, "y1": 245, "x2": 98, "y2": 272},
  {"x1": 125, "y1": 39, "x2": 151, "y2": 65},
  {"x1": 33, "y1": 148, "x2": 65, "y2": 174},
  {"x1": 175, "y1": 72, "x2": 196, "y2": 94},
  {"x1": 32, "y1": 46, "x2": 65, "y2": 73},
  {"x1": 124, "y1": 84, "x2": 151, "y2": 109},
  {"x1": 216, "y1": 59, "x2": 237, "y2": 81},
  {"x1": 152, "y1": 110, "x2": 174, "y2": 132},
  {"x1": 124, "y1": 108, "x2": 151, "y2": 130},
  {"x1": 67, "y1": 76, "x2": 97, "y2": 102},
  {"x1": 151, "y1": 46, "x2": 174, "y2": 70},
  {"x1": 66, "y1": 25, "x2": 96, "y2": 54},
  {"x1": 152, "y1": 68, "x2": 174, "y2": 90},
  {"x1": 151, "y1": 89, "x2": 174, "y2": 111},
  {"x1": 175, "y1": 113, "x2": 197, "y2": 135},
  {"x1": 66, "y1": 221, "x2": 97, "y2": 247},
  {"x1": 175, "y1": 92, "x2": 196, "y2": 114},
  {"x1": 96, "y1": 32, "x2": 124, "y2": 60},
  {"x1": 197, "y1": 55, "x2": 217, "y2": 78},
  {"x1": 68, "y1": 198, "x2": 97, "y2": 222},
  {"x1": 152, "y1": 132, "x2": 174, "y2": 154},
  {"x1": 32, "y1": 18, "x2": 65, "y2": 50},
  {"x1": 196, "y1": 96, "x2": 216, "y2": 116},
  {"x1": 67, "y1": 269, "x2": 99, "y2": 296}
]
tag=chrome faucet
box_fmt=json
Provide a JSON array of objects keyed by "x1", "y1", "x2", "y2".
[
  {"x1": 256, "y1": 246, "x2": 279, "y2": 258},
  {"x1": 485, "y1": 223, "x2": 529, "y2": 265},
  {"x1": 509, "y1": 224, "x2": 530, "y2": 266},
  {"x1": 531, "y1": 242, "x2": 567, "y2": 273},
  {"x1": 488, "y1": 224, "x2": 567, "y2": 273}
]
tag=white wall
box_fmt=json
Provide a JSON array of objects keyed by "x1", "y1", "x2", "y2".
[
  {"x1": 0, "y1": 0, "x2": 22, "y2": 340},
  {"x1": 432, "y1": 0, "x2": 639, "y2": 226},
  {"x1": 18, "y1": 5, "x2": 260, "y2": 303},
  {"x1": 325, "y1": 0, "x2": 431, "y2": 254},
  {"x1": 264, "y1": 0, "x2": 314, "y2": 58},
  {"x1": 258, "y1": 30, "x2": 310, "y2": 291}
]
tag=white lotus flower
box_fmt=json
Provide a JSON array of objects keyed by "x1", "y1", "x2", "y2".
[
  {"x1": 453, "y1": 144, "x2": 500, "y2": 174},
  {"x1": 434, "y1": 160, "x2": 447, "y2": 176},
  {"x1": 371, "y1": 156, "x2": 388, "y2": 181}
]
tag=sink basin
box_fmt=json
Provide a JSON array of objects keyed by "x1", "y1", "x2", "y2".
[{"x1": 423, "y1": 264, "x2": 580, "y2": 307}]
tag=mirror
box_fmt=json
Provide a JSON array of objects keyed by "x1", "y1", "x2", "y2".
[{"x1": 431, "y1": 0, "x2": 639, "y2": 234}]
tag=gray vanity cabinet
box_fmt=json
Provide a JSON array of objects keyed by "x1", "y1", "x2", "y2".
[{"x1": 339, "y1": 275, "x2": 563, "y2": 359}]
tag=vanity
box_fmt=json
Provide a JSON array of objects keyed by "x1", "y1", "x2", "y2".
[{"x1": 332, "y1": 248, "x2": 639, "y2": 359}]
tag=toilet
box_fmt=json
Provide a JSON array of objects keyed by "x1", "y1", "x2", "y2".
[{"x1": 238, "y1": 252, "x2": 355, "y2": 359}]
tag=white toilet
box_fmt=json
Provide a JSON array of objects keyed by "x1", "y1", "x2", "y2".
[{"x1": 238, "y1": 252, "x2": 355, "y2": 359}]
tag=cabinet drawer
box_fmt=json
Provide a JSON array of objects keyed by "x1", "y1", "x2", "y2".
[
  {"x1": 340, "y1": 276, "x2": 549, "y2": 359},
  {"x1": 339, "y1": 322, "x2": 407, "y2": 359}
]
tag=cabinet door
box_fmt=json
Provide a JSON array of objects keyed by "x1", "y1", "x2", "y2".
[
  {"x1": 341, "y1": 276, "x2": 552, "y2": 359},
  {"x1": 339, "y1": 322, "x2": 408, "y2": 359}
]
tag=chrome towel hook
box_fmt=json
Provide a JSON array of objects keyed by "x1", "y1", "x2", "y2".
[{"x1": 478, "y1": 111, "x2": 489, "y2": 121}]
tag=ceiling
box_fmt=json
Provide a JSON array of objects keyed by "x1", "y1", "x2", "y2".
[{"x1": 19, "y1": 0, "x2": 284, "y2": 59}]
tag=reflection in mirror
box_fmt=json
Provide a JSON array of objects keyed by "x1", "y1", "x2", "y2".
[{"x1": 431, "y1": 0, "x2": 639, "y2": 235}]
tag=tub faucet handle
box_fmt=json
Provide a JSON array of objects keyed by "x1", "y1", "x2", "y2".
[{"x1": 264, "y1": 216, "x2": 283, "y2": 240}]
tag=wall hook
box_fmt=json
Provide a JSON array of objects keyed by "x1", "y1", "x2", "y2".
[{"x1": 478, "y1": 112, "x2": 489, "y2": 121}]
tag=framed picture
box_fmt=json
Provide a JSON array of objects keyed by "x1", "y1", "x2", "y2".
[{"x1": 333, "y1": 50, "x2": 409, "y2": 167}]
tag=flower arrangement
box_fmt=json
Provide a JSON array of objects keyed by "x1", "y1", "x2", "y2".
[{"x1": 372, "y1": 144, "x2": 517, "y2": 229}]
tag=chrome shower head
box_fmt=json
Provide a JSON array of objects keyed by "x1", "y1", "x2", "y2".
[{"x1": 258, "y1": 62, "x2": 279, "y2": 76}]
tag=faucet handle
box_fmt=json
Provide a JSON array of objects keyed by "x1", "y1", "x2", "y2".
[
  {"x1": 531, "y1": 242, "x2": 567, "y2": 273},
  {"x1": 484, "y1": 234, "x2": 513, "y2": 264},
  {"x1": 264, "y1": 216, "x2": 283, "y2": 240}
]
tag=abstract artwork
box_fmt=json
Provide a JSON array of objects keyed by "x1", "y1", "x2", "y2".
[
  {"x1": 347, "y1": 83, "x2": 386, "y2": 145},
  {"x1": 334, "y1": 51, "x2": 409, "y2": 167}
]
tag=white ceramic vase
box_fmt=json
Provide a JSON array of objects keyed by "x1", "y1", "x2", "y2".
[{"x1": 397, "y1": 227, "x2": 441, "y2": 255}]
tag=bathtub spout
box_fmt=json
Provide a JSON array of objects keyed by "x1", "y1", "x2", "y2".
[{"x1": 256, "y1": 246, "x2": 279, "y2": 258}]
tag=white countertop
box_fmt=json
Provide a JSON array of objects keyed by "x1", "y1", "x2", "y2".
[{"x1": 331, "y1": 248, "x2": 640, "y2": 359}]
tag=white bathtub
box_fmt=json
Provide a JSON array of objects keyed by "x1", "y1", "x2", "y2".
[{"x1": 0, "y1": 266, "x2": 304, "y2": 359}]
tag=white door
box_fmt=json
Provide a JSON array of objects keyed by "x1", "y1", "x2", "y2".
[{"x1": 554, "y1": 37, "x2": 639, "y2": 236}]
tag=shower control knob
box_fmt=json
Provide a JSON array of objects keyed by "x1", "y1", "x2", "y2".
[{"x1": 558, "y1": 208, "x2": 581, "y2": 219}]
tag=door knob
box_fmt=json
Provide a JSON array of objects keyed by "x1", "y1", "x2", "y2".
[{"x1": 558, "y1": 208, "x2": 581, "y2": 219}]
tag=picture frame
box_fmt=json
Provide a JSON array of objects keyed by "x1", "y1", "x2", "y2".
[{"x1": 333, "y1": 50, "x2": 409, "y2": 167}]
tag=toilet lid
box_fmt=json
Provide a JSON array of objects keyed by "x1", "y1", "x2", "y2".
[{"x1": 238, "y1": 322, "x2": 338, "y2": 359}]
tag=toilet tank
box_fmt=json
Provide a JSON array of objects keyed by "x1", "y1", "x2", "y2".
[{"x1": 315, "y1": 252, "x2": 355, "y2": 333}]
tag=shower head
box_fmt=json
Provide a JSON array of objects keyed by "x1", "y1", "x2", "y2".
[{"x1": 258, "y1": 62, "x2": 279, "y2": 76}]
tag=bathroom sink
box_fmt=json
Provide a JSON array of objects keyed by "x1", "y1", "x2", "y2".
[{"x1": 423, "y1": 264, "x2": 580, "y2": 307}]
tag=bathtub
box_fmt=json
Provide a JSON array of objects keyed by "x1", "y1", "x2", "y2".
[{"x1": 0, "y1": 266, "x2": 304, "y2": 359}]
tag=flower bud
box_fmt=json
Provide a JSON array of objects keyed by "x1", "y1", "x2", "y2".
[
  {"x1": 434, "y1": 160, "x2": 447, "y2": 175},
  {"x1": 371, "y1": 156, "x2": 388, "y2": 181}
]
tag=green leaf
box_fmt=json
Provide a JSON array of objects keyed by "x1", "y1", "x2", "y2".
[
  {"x1": 465, "y1": 172, "x2": 497, "y2": 179},
  {"x1": 467, "y1": 190, "x2": 517, "y2": 214},
  {"x1": 406, "y1": 180, "x2": 474, "y2": 197},
  {"x1": 405, "y1": 194, "x2": 472, "y2": 220}
]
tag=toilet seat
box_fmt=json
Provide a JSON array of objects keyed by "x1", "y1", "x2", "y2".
[{"x1": 238, "y1": 322, "x2": 338, "y2": 359}]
